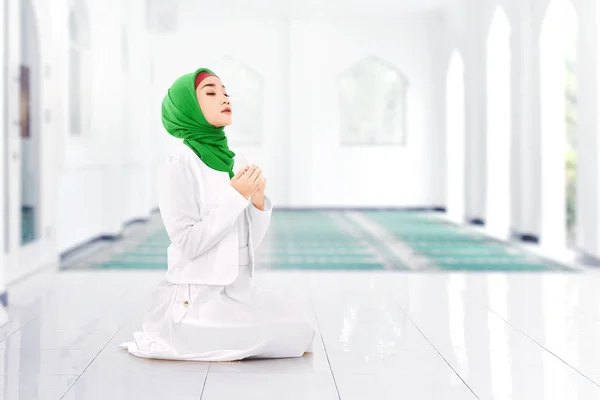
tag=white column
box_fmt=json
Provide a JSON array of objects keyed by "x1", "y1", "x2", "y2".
[
  {"x1": 539, "y1": 17, "x2": 568, "y2": 249},
  {"x1": 517, "y1": 3, "x2": 540, "y2": 236},
  {"x1": 485, "y1": 11, "x2": 512, "y2": 240},
  {"x1": 509, "y1": 5, "x2": 523, "y2": 234},
  {"x1": 46, "y1": 0, "x2": 68, "y2": 259},
  {"x1": 464, "y1": 2, "x2": 487, "y2": 222},
  {"x1": 578, "y1": 0, "x2": 599, "y2": 257},
  {"x1": 446, "y1": 51, "x2": 466, "y2": 223},
  {"x1": 0, "y1": 0, "x2": 6, "y2": 279}
]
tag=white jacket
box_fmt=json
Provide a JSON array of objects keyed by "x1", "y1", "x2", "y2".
[{"x1": 156, "y1": 143, "x2": 272, "y2": 285}]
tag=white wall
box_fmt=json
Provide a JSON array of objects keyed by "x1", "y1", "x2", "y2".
[
  {"x1": 439, "y1": 0, "x2": 600, "y2": 257},
  {"x1": 153, "y1": 5, "x2": 440, "y2": 208},
  {"x1": 289, "y1": 15, "x2": 437, "y2": 207},
  {"x1": 56, "y1": 0, "x2": 153, "y2": 252},
  {"x1": 0, "y1": 0, "x2": 153, "y2": 279},
  {"x1": 152, "y1": 6, "x2": 290, "y2": 206},
  {"x1": 0, "y1": 0, "x2": 68, "y2": 285}
]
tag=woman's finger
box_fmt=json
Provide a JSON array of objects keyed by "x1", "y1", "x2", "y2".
[
  {"x1": 249, "y1": 167, "x2": 262, "y2": 181},
  {"x1": 243, "y1": 165, "x2": 257, "y2": 177},
  {"x1": 231, "y1": 168, "x2": 244, "y2": 181}
]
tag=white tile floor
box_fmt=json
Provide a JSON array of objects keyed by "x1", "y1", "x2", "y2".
[{"x1": 3, "y1": 266, "x2": 600, "y2": 399}]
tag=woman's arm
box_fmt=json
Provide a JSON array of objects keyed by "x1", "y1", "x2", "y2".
[
  {"x1": 249, "y1": 194, "x2": 272, "y2": 249},
  {"x1": 234, "y1": 152, "x2": 272, "y2": 249},
  {"x1": 157, "y1": 156, "x2": 249, "y2": 260}
]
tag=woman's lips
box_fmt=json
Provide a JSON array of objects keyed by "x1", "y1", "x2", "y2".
[{"x1": 222, "y1": 108, "x2": 232, "y2": 114}]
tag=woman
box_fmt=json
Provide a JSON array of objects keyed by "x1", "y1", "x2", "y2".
[{"x1": 120, "y1": 68, "x2": 315, "y2": 361}]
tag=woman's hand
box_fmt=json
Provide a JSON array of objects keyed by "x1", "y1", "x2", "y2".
[
  {"x1": 254, "y1": 175, "x2": 267, "y2": 194},
  {"x1": 230, "y1": 165, "x2": 262, "y2": 200},
  {"x1": 251, "y1": 173, "x2": 267, "y2": 210}
]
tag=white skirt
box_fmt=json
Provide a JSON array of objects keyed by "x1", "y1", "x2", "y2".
[{"x1": 120, "y1": 265, "x2": 316, "y2": 361}]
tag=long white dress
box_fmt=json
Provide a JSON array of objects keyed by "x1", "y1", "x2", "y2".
[{"x1": 120, "y1": 209, "x2": 316, "y2": 361}]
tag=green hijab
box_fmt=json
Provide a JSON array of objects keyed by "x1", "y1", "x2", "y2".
[{"x1": 161, "y1": 67, "x2": 236, "y2": 178}]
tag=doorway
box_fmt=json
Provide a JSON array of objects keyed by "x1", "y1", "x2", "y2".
[{"x1": 19, "y1": 0, "x2": 41, "y2": 247}]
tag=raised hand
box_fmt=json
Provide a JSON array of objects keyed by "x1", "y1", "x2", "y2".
[
  {"x1": 250, "y1": 167, "x2": 267, "y2": 210},
  {"x1": 253, "y1": 172, "x2": 267, "y2": 196},
  {"x1": 230, "y1": 165, "x2": 262, "y2": 200}
]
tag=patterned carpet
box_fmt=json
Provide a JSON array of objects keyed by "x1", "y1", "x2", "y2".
[
  {"x1": 61, "y1": 210, "x2": 575, "y2": 272},
  {"x1": 359, "y1": 211, "x2": 571, "y2": 271}
]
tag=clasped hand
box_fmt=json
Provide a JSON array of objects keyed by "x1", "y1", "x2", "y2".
[{"x1": 230, "y1": 164, "x2": 267, "y2": 200}]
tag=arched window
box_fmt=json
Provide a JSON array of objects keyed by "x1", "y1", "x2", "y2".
[
  {"x1": 68, "y1": 0, "x2": 91, "y2": 135},
  {"x1": 338, "y1": 56, "x2": 408, "y2": 146}
]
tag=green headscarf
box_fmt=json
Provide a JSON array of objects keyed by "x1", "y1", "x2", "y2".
[{"x1": 161, "y1": 67, "x2": 236, "y2": 178}]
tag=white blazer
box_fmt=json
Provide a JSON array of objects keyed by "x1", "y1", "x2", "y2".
[{"x1": 156, "y1": 143, "x2": 272, "y2": 286}]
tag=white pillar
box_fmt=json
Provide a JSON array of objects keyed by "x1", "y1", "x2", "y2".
[
  {"x1": 446, "y1": 51, "x2": 466, "y2": 223},
  {"x1": 464, "y1": 6, "x2": 486, "y2": 222},
  {"x1": 539, "y1": 13, "x2": 569, "y2": 250},
  {"x1": 485, "y1": 8, "x2": 512, "y2": 239},
  {"x1": 516, "y1": 2, "x2": 540, "y2": 237},
  {"x1": 578, "y1": 0, "x2": 599, "y2": 257},
  {"x1": 0, "y1": 0, "x2": 6, "y2": 292}
]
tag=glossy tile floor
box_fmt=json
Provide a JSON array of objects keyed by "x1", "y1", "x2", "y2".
[{"x1": 4, "y1": 265, "x2": 600, "y2": 399}]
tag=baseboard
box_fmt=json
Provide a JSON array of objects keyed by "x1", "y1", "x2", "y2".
[
  {"x1": 59, "y1": 234, "x2": 122, "y2": 262},
  {"x1": 59, "y1": 213, "x2": 156, "y2": 262},
  {"x1": 123, "y1": 217, "x2": 149, "y2": 227},
  {"x1": 512, "y1": 233, "x2": 540, "y2": 244}
]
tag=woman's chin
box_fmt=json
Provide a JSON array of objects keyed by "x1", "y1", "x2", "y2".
[{"x1": 210, "y1": 117, "x2": 232, "y2": 128}]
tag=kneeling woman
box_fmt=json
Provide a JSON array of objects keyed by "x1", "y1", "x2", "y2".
[{"x1": 121, "y1": 68, "x2": 315, "y2": 361}]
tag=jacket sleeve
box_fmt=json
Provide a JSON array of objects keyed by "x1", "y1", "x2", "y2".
[
  {"x1": 249, "y1": 194, "x2": 273, "y2": 249},
  {"x1": 157, "y1": 156, "x2": 250, "y2": 260}
]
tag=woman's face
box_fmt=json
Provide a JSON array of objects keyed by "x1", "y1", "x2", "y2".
[{"x1": 195, "y1": 75, "x2": 232, "y2": 127}]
